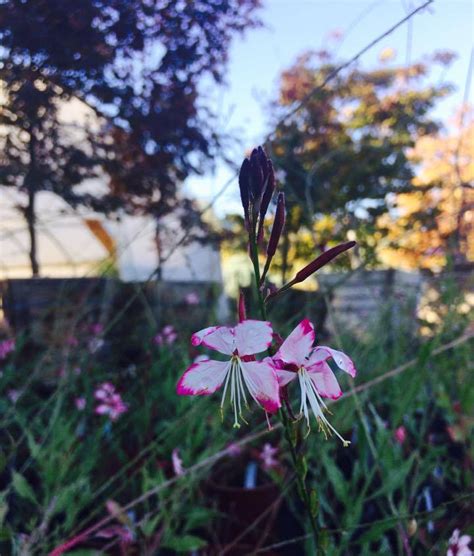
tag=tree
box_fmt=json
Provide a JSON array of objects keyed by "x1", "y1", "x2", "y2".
[
  {"x1": 265, "y1": 49, "x2": 453, "y2": 279},
  {"x1": 378, "y1": 109, "x2": 474, "y2": 270},
  {"x1": 0, "y1": 0, "x2": 261, "y2": 275},
  {"x1": 0, "y1": 75, "x2": 102, "y2": 275}
]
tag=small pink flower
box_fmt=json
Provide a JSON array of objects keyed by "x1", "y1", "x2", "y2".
[
  {"x1": 96, "y1": 526, "x2": 133, "y2": 545},
  {"x1": 274, "y1": 319, "x2": 356, "y2": 445},
  {"x1": 177, "y1": 320, "x2": 280, "y2": 428},
  {"x1": 447, "y1": 529, "x2": 472, "y2": 556},
  {"x1": 154, "y1": 325, "x2": 178, "y2": 346},
  {"x1": 185, "y1": 292, "x2": 200, "y2": 305},
  {"x1": 259, "y1": 443, "x2": 279, "y2": 470},
  {"x1": 88, "y1": 337, "x2": 104, "y2": 353},
  {"x1": 90, "y1": 323, "x2": 104, "y2": 336},
  {"x1": 172, "y1": 448, "x2": 184, "y2": 476},
  {"x1": 75, "y1": 397, "x2": 86, "y2": 411},
  {"x1": 226, "y1": 442, "x2": 242, "y2": 457},
  {"x1": 8, "y1": 389, "x2": 20, "y2": 404},
  {"x1": 394, "y1": 426, "x2": 407, "y2": 445},
  {"x1": 66, "y1": 336, "x2": 78, "y2": 347},
  {"x1": 0, "y1": 339, "x2": 15, "y2": 359},
  {"x1": 94, "y1": 383, "x2": 128, "y2": 421}
]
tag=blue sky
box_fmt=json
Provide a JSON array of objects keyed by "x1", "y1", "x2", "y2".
[{"x1": 185, "y1": 0, "x2": 473, "y2": 216}]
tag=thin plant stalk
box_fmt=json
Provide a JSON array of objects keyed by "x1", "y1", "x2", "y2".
[{"x1": 248, "y1": 232, "x2": 321, "y2": 554}]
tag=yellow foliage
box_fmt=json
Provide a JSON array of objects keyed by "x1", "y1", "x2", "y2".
[{"x1": 379, "y1": 108, "x2": 474, "y2": 270}]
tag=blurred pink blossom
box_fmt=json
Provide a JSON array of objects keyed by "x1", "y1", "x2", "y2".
[
  {"x1": 75, "y1": 397, "x2": 86, "y2": 411},
  {"x1": 172, "y1": 448, "x2": 184, "y2": 476},
  {"x1": 90, "y1": 323, "x2": 104, "y2": 336},
  {"x1": 447, "y1": 529, "x2": 472, "y2": 556},
  {"x1": 88, "y1": 337, "x2": 105, "y2": 354},
  {"x1": 259, "y1": 443, "x2": 279, "y2": 470},
  {"x1": 394, "y1": 426, "x2": 407, "y2": 445},
  {"x1": 8, "y1": 389, "x2": 20, "y2": 404},
  {"x1": 154, "y1": 325, "x2": 178, "y2": 346},
  {"x1": 66, "y1": 336, "x2": 78, "y2": 347},
  {"x1": 96, "y1": 526, "x2": 133, "y2": 546},
  {"x1": 94, "y1": 383, "x2": 128, "y2": 421},
  {"x1": 185, "y1": 292, "x2": 200, "y2": 305},
  {"x1": 226, "y1": 442, "x2": 242, "y2": 457},
  {"x1": 0, "y1": 339, "x2": 15, "y2": 359}
]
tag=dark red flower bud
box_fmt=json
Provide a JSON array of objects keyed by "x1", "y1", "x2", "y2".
[
  {"x1": 249, "y1": 148, "x2": 265, "y2": 207},
  {"x1": 266, "y1": 193, "x2": 285, "y2": 258},
  {"x1": 293, "y1": 241, "x2": 356, "y2": 284},
  {"x1": 238, "y1": 158, "x2": 251, "y2": 226},
  {"x1": 238, "y1": 290, "x2": 247, "y2": 322},
  {"x1": 260, "y1": 193, "x2": 285, "y2": 285},
  {"x1": 257, "y1": 159, "x2": 275, "y2": 243}
]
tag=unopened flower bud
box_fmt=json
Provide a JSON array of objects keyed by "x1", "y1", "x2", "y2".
[
  {"x1": 293, "y1": 241, "x2": 356, "y2": 284},
  {"x1": 257, "y1": 159, "x2": 275, "y2": 242},
  {"x1": 239, "y1": 147, "x2": 273, "y2": 232},
  {"x1": 239, "y1": 158, "x2": 251, "y2": 226},
  {"x1": 238, "y1": 290, "x2": 247, "y2": 322},
  {"x1": 267, "y1": 193, "x2": 285, "y2": 258},
  {"x1": 249, "y1": 149, "x2": 264, "y2": 203},
  {"x1": 407, "y1": 519, "x2": 417, "y2": 537}
]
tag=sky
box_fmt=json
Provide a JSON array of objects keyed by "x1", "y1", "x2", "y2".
[{"x1": 185, "y1": 0, "x2": 474, "y2": 216}]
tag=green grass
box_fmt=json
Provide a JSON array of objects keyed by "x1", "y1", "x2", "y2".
[{"x1": 0, "y1": 286, "x2": 472, "y2": 555}]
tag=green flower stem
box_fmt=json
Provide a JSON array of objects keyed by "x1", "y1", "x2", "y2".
[
  {"x1": 280, "y1": 406, "x2": 320, "y2": 554},
  {"x1": 249, "y1": 235, "x2": 321, "y2": 554}
]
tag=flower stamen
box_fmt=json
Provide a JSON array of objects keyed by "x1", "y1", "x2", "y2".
[{"x1": 298, "y1": 367, "x2": 350, "y2": 447}]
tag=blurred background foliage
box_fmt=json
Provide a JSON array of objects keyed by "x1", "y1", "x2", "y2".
[{"x1": 0, "y1": 0, "x2": 472, "y2": 554}]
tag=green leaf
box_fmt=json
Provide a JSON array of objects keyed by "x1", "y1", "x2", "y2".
[
  {"x1": 370, "y1": 454, "x2": 416, "y2": 499},
  {"x1": 12, "y1": 472, "x2": 37, "y2": 505},
  {"x1": 162, "y1": 534, "x2": 207, "y2": 552},
  {"x1": 318, "y1": 528, "x2": 329, "y2": 550},
  {"x1": 320, "y1": 452, "x2": 348, "y2": 502},
  {"x1": 310, "y1": 489, "x2": 319, "y2": 517},
  {"x1": 357, "y1": 519, "x2": 397, "y2": 544},
  {"x1": 0, "y1": 526, "x2": 12, "y2": 541},
  {"x1": 185, "y1": 507, "x2": 215, "y2": 531},
  {"x1": 297, "y1": 455, "x2": 308, "y2": 481}
]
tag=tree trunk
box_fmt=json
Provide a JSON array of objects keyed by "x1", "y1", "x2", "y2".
[
  {"x1": 25, "y1": 184, "x2": 39, "y2": 277},
  {"x1": 25, "y1": 132, "x2": 39, "y2": 277}
]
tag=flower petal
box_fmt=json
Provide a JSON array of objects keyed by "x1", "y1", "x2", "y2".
[
  {"x1": 177, "y1": 359, "x2": 230, "y2": 395},
  {"x1": 191, "y1": 326, "x2": 235, "y2": 355},
  {"x1": 309, "y1": 346, "x2": 357, "y2": 377},
  {"x1": 234, "y1": 320, "x2": 273, "y2": 356},
  {"x1": 308, "y1": 362, "x2": 343, "y2": 399},
  {"x1": 276, "y1": 369, "x2": 297, "y2": 387},
  {"x1": 275, "y1": 319, "x2": 315, "y2": 366},
  {"x1": 240, "y1": 360, "x2": 281, "y2": 413}
]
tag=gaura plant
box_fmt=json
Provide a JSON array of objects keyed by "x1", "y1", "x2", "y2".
[{"x1": 177, "y1": 146, "x2": 357, "y2": 553}]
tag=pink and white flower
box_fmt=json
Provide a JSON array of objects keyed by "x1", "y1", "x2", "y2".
[
  {"x1": 75, "y1": 397, "x2": 86, "y2": 411},
  {"x1": 177, "y1": 320, "x2": 280, "y2": 427},
  {"x1": 394, "y1": 425, "x2": 407, "y2": 445},
  {"x1": 94, "y1": 383, "x2": 128, "y2": 421},
  {"x1": 274, "y1": 319, "x2": 356, "y2": 445},
  {"x1": 154, "y1": 325, "x2": 178, "y2": 346},
  {"x1": 447, "y1": 529, "x2": 472, "y2": 556},
  {"x1": 172, "y1": 448, "x2": 184, "y2": 476},
  {"x1": 185, "y1": 292, "x2": 200, "y2": 305},
  {"x1": 0, "y1": 338, "x2": 15, "y2": 359},
  {"x1": 259, "y1": 443, "x2": 279, "y2": 470}
]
